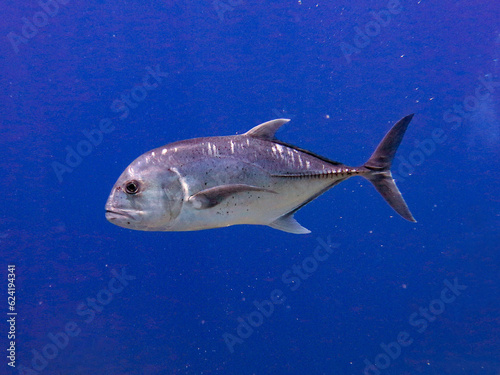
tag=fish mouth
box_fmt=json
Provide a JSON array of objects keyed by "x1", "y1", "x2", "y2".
[{"x1": 105, "y1": 209, "x2": 135, "y2": 221}]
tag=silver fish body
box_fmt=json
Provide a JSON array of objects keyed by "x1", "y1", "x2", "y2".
[{"x1": 105, "y1": 116, "x2": 416, "y2": 234}]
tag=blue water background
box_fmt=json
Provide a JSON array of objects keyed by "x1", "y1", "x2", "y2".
[{"x1": 1, "y1": 0, "x2": 499, "y2": 374}]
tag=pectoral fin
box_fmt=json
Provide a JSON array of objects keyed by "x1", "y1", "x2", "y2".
[
  {"x1": 268, "y1": 212, "x2": 311, "y2": 234},
  {"x1": 188, "y1": 184, "x2": 277, "y2": 209}
]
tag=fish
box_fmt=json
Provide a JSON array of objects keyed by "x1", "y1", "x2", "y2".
[{"x1": 105, "y1": 114, "x2": 416, "y2": 234}]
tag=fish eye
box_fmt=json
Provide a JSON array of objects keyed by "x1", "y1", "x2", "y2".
[{"x1": 125, "y1": 180, "x2": 140, "y2": 195}]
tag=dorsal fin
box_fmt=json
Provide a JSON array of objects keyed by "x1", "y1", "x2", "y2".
[{"x1": 244, "y1": 119, "x2": 290, "y2": 140}]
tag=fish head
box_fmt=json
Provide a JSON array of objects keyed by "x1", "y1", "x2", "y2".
[{"x1": 105, "y1": 155, "x2": 183, "y2": 231}]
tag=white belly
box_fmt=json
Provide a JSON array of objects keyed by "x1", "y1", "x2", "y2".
[{"x1": 166, "y1": 175, "x2": 338, "y2": 231}]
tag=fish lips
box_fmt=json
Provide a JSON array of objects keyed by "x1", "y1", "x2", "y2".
[{"x1": 105, "y1": 209, "x2": 136, "y2": 222}]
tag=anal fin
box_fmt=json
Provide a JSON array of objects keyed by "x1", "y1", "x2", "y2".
[{"x1": 268, "y1": 213, "x2": 311, "y2": 234}]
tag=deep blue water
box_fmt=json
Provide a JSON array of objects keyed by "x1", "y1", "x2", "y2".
[{"x1": 1, "y1": 0, "x2": 499, "y2": 374}]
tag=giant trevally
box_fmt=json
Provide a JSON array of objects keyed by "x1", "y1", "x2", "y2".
[{"x1": 105, "y1": 115, "x2": 416, "y2": 234}]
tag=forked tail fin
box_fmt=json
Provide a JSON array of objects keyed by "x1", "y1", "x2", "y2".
[{"x1": 362, "y1": 114, "x2": 416, "y2": 222}]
